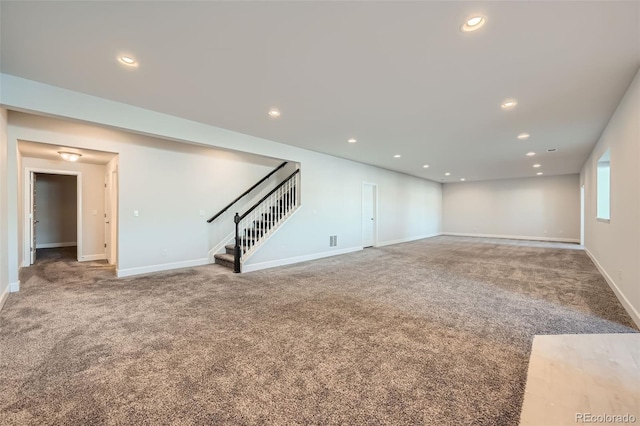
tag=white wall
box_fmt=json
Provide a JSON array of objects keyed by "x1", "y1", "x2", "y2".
[
  {"x1": 21, "y1": 157, "x2": 105, "y2": 261},
  {"x1": 442, "y1": 174, "x2": 580, "y2": 243},
  {"x1": 2, "y1": 77, "x2": 443, "y2": 278},
  {"x1": 34, "y1": 174, "x2": 77, "y2": 247},
  {"x1": 8, "y1": 112, "x2": 294, "y2": 276},
  {"x1": 581, "y1": 67, "x2": 640, "y2": 327}
]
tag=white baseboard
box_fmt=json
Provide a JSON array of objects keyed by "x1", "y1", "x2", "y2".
[
  {"x1": 376, "y1": 233, "x2": 441, "y2": 247},
  {"x1": 443, "y1": 232, "x2": 580, "y2": 244},
  {"x1": 585, "y1": 249, "x2": 640, "y2": 329},
  {"x1": 36, "y1": 242, "x2": 77, "y2": 249},
  {"x1": 117, "y1": 258, "x2": 211, "y2": 278},
  {"x1": 80, "y1": 254, "x2": 107, "y2": 262},
  {"x1": 242, "y1": 247, "x2": 362, "y2": 273},
  {"x1": 9, "y1": 281, "x2": 20, "y2": 292}
]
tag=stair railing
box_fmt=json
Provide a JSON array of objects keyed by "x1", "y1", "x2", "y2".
[
  {"x1": 207, "y1": 161, "x2": 288, "y2": 223},
  {"x1": 233, "y1": 169, "x2": 300, "y2": 272}
]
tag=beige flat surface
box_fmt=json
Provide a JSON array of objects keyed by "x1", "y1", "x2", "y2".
[{"x1": 520, "y1": 334, "x2": 640, "y2": 426}]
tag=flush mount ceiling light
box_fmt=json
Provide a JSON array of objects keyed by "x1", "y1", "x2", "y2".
[
  {"x1": 461, "y1": 15, "x2": 487, "y2": 32},
  {"x1": 533, "y1": 164, "x2": 541, "y2": 168},
  {"x1": 517, "y1": 133, "x2": 530, "y2": 140},
  {"x1": 267, "y1": 109, "x2": 281, "y2": 118},
  {"x1": 393, "y1": 154, "x2": 402, "y2": 158},
  {"x1": 460, "y1": 178, "x2": 466, "y2": 181},
  {"x1": 422, "y1": 164, "x2": 430, "y2": 168},
  {"x1": 347, "y1": 138, "x2": 357, "y2": 143},
  {"x1": 445, "y1": 172, "x2": 451, "y2": 176},
  {"x1": 118, "y1": 55, "x2": 137, "y2": 66},
  {"x1": 501, "y1": 99, "x2": 518, "y2": 110},
  {"x1": 58, "y1": 152, "x2": 82, "y2": 162},
  {"x1": 526, "y1": 152, "x2": 536, "y2": 157},
  {"x1": 537, "y1": 172, "x2": 544, "y2": 175}
]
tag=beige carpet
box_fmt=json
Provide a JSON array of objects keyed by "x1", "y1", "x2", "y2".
[{"x1": 0, "y1": 237, "x2": 636, "y2": 425}]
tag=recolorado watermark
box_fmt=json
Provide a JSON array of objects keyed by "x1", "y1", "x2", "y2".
[{"x1": 576, "y1": 413, "x2": 637, "y2": 423}]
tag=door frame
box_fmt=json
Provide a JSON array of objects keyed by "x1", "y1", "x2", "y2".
[
  {"x1": 23, "y1": 168, "x2": 82, "y2": 266},
  {"x1": 361, "y1": 182, "x2": 378, "y2": 248}
]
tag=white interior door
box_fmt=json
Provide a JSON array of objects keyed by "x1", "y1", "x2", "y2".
[
  {"x1": 362, "y1": 183, "x2": 376, "y2": 247},
  {"x1": 104, "y1": 174, "x2": 111, "y2": 263},
  {"x1": 580, "y1": 185, "x2": 585, "y2": 246},
  {"x1": 30, "y1": 172, "x2": 37, "y2": 265}
]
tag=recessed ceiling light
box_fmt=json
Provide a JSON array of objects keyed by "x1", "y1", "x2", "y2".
[
  {"x1": 118, "y1": 56, "x2": 137, "y2": 66},
  {"x1": 268, "y1": 109, "x2": 281, "y2": 118},
  {"x1": 517, "y1": 133, "x2": 530, "y2": 140},
  {"x1": 526, "y1": 152, "x2": 536, "y2": 157},
  {"x1": 58, "y1": 151, "x2": 82, "y2": 162},
  {"x1": 445, "y1": 172, "x2": 451, "y2": 176},
  {"x1": 460, "y1": 178, "x2": 466, "y2": 181},
  {"x1": 536, "y1": 172, "x2": 544, "y2": 175},
  {"x1": 533, "y1": 164, "x2": 541, "y2": 168},
  {"x1": 501, "y1": 99, "x2": 518, "y2": 110},
  {"x1": 393, "y1": 154, "x2": 402, "y2": 158},
  {"x1": 461, "y1": 15, "x2": 487, "y2": 32},
  {"x1": 347, "y1": 138, "x2": 357, "y2": 143},
  {"x1": 422, "y1": 164, "x2": 430, "y2": 168}
]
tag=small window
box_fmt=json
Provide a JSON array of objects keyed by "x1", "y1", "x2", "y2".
[{"x1": 596, "y1": 150, "x2": 610, "y2": 221}]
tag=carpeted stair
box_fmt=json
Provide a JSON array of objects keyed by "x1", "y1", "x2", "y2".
[{"x1": 214, "y1": 189, "x2": 295, "y2": 271}]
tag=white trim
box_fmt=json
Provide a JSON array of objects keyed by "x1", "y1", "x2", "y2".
[
  {"x1": 116, "y1": 258, "x2": 210, "y2": 278},
  {"x1": 361, "y1": 182, "x2": 378, "y2": 248},
  {"x1": 9, "y1": 281, "x2": 20, "y2": 292},
  {"x1": 0, "y1": 285, "x2": 9, "y2": 311},
  {"x1": 376, "y1": 233, "x2": 442, "y2": 247},
  {"x1": 242, "y1": 247, "x2": 362, "y2": 273},
  {"x1": 208, "y1": 231, "x2": 235, "y2": 262},
  {"x1": 36, "y1": 242, "x2": 77, "y2": 249},
  {"x1": 442, "y1": 232, "x2": 580, "y2": 244},
  {"x1": 23, "y1": 168, "x2": 83, "y2": 265},
  {"x1": 241, "y1": 204, "x2": 303, "y2": 265},
  {"x1": 585, "y1": 249, "x2": 640, "y2": 329},
  {"x1": 79, "y1": 254, "x2": 107, "y2": 262}
]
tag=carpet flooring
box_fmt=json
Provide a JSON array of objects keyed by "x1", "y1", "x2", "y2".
[{"x1": 0, "y1": 237, "x2": 636, "y2": 425}]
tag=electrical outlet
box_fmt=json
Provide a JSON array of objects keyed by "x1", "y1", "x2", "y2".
[
  {"x1": 162, "y1": 249, "x2": 168, "y2": 256},
  {"x1": 134, "y1": 210, "x2": 139, "y2": 217}
]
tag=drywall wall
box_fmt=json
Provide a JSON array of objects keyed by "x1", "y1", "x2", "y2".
[
  {"x1": 2, "y1": 75, "x2": 443, "y2": 278},
  {"x1": 8, "y1": 112, "x2": 288, "y2": 276},
  {"x1": 442, "y1": 174, "x2": 580, "y2": 242},
  {"x1": 21, "y1": 157, "x2": 106, "y2": 261},
  {"x1": 34, "y1": 174, "x2": 77, "y2": 248},
  {"x1": 0, "y1": 107, "x2": 9, "y2": 308},
  {"x1": 581, "y1": 67, "x2": 640, "y2": 327}
]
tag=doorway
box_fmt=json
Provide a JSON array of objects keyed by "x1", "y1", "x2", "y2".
[
  {"x1": 26, "y1": 170, "x2": 81, "y2": 265},
  {"x1": 362, "y1": 183, "x2": 378, "y2": 248}
]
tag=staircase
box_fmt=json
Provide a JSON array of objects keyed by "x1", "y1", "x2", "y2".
[{"x1": 211, "y1": 168, "x2": 300, "y2": 272}]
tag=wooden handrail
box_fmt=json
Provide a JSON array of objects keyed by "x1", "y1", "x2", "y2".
[
  {"x1": 236, "y1": 169, "x2": 300, "y2": 222},
  {"x1": 207, "y1": 161, "x2": 288, "y2": 223}
]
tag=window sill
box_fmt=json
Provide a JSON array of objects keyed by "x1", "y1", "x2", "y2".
[{"x1": 596, "y1": 217, "x2": 610, "y2": 224}]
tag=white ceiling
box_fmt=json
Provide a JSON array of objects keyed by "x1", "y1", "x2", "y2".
[
  {"x1": 1, "y1": 1, "x2": 639, "y2": 182},
  {"x1": 18, "y1": 140, "x2": 117, "y2": 165}
]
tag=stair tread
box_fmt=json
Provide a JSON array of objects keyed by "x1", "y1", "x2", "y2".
[{"x1": 214, "y1": 253, "x2": 234, "y2": 261}]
